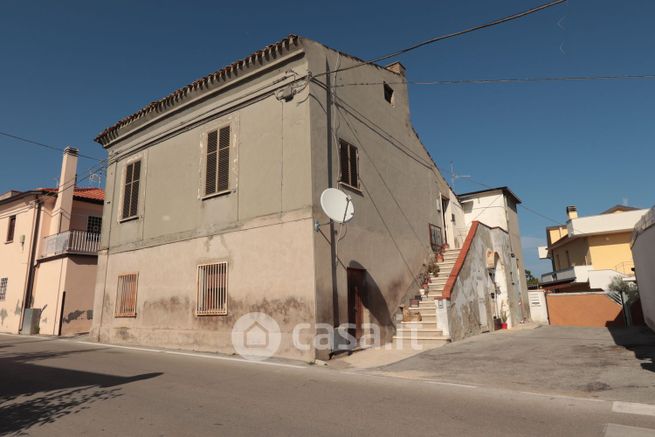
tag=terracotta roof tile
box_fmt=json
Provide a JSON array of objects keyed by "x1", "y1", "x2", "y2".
[{"x1": 39, "y1": 187, "x2": 105, "y2": 202}]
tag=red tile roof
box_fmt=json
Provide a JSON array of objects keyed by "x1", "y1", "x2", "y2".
[
  {"x1": 95, "y1": 34, "x2": 300, "y2": 147},
  {"x1": 39, "y1": 187, "x2": 105, "y2": 202}
]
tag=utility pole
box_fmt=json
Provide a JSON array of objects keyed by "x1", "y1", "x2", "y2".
[{"x1": 326, "y1": 60, "x2": 340, "y2": 329}]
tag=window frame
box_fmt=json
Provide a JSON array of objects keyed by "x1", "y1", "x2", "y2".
[
  {"x1": 0, "y1": 277, "x2": 7, "y2": 301},
  {"x1": 195, "y1": 261, "x2": 229, "y2": 316},
  {"x1": 201, "y1": 121, "x2": 234, "y2": 200},
  {"x1": 115, "y1": 273, "x2": 139, "y2": 318},
  {"x1": 338, "y1": 139, "x2": 360, "y2": 191},
  {"x1": 6, "y1": 215, "x2": 16, "y2": 243},
  {"x1": 120, "y1": 159, "x2": 142, "y2": 222}
]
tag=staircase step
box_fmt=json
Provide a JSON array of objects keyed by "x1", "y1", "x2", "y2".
[
  {"x1": 400, "y1": 321, "x2": 438, "y2": 330},
  {"x1": 392, "y1": 336, "x2": 450, "y2": 348},
  {"x1": 396, "y1": 330, "x2": 444, "y2": 340}
]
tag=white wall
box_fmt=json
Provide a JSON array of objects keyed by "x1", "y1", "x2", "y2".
[{"x1": 632, "y1": 207, "x2": 655, "y2": 331}]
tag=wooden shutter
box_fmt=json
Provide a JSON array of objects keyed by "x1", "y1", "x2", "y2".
[
  {"x1": 349, "y1": 144, "x2": 358, "y2": 188},
  {"x1": 122, "y1": 161, "x2": 141, "y2": 219},
  {"x1": 130, "y1": 161, "x2": 140, "y2": 217},
  {"x1": 205, "y1": 126, "x2": 230, "y2": 196},
  {"x1": 339, "y1": 141, "x2": 349, "y2": 185},
  {"x1": 217, "y1": 126, "x2": 230, "y2": 192},
  {"x1": 205, "y1": 130, "x2": 218, "y2": 195}
]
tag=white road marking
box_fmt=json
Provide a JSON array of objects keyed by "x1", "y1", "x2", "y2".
[
  {"x1": 518, "y1": 390, "x2": 605, "y2": 403},
  {"x1": 613, "y1": 401, "x2": 655, "y2": 417},
  {"x1": 605, "y1": 423, "x2": 655, "y2": 437},
  {"x1": 66, "y1": 339, "x2": 307, "y2": 369},
  {"x1": 425, "y1": 380, "x2": 478, "y2": 389}
]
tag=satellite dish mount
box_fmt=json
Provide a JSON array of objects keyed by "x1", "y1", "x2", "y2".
[{"x1": 315, "y1": 188, "x2": 355, "y2": 231}]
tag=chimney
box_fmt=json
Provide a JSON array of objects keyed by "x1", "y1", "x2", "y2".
[
  {"x1": 50, "y1": 147, "x2": 78, "y2": 234},
  {"x1": 385, "y1": 62, "x2": 406, "y2": 76},
  {"x1": 566, "y1": 205, "x2": 578, "y2": 220}
]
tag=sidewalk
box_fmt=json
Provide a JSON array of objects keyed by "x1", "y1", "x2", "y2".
[{"x1": 365, "y1": 325, "x2": 655, "y2": 403}]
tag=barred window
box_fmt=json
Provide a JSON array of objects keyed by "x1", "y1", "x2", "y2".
[
  {"x1": 0, "y1": 278, "x2": 7, "y2": 301},
  {"x1": 115, "y1": 273, "x2": 138, "y2": 317},
  {"x1": 122, "y1": 161, "x2": 141, "y2": 219},
  {"x1": 204, "y1": 126, "x2": 231, "y2": 196},
  {"x1": 196, "y1": 262, "x2": 228, "y2": 316},
  {"x1": 338, "y1": 140, "x2": 359, "y2": 189}
]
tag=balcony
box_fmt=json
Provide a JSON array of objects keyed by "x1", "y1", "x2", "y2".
[{"x1": 40, "y1": 230, "x2": 100, "y2": 259}]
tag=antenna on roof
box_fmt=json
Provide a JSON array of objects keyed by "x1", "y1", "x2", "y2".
[
  {"x1": 89, "y1": 172, "x2": 103, "y2": 188},
  {"x1": 450, "y1": 162, "x2": 470, "y2": 189}
]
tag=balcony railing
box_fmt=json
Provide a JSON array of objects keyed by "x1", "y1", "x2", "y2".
[{"x1": 40, "y1": 230, "x2": 100, "y2": 259}]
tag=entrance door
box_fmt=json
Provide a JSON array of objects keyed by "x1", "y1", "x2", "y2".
[
  {"x1": 441, "y1": 196, "x2": 450, "y2": 245},
  {"x1": 347, "y1": 268, "x2": 365, "y2": 345}
]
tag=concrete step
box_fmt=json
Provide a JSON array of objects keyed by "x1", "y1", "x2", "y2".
[
  {"x1": 396, "y1": 328, "x2": 445, "y2": 340},
  {"x1": 400, "y1": 321, "x2": 438, "y2": 330},
  {"x1": 426, "y1": 291, "x2": 443, "y2": 298},
  {"x1": 392, "y1": 336, "x2": 450, "y2": 349}
]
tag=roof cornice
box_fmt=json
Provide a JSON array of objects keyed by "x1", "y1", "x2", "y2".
[{"x1": 95, "y1": 34, "x2": 301, "y2": 147}]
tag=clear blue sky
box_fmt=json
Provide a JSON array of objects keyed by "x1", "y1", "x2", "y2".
[{"x1": 1, "y1": 0, "x2": 653, "y2": 275}]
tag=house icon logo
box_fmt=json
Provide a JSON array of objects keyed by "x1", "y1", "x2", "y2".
[{"x1": 231, "y1": 312, "x2": 281, "y2": 361}]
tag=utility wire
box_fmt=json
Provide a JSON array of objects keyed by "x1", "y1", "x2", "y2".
[
  {"x1": 0, "y1": 130, "x2": 103, "y2": 161},
  {"x1": 333, "y1": 74, "x2": 655, "y2": 88},
  {"x1": 314, "y1": 0, "x2": 567, "y2": 78}
]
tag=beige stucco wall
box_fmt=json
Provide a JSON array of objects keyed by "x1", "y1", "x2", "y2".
[
  {"x1": 304, "y1": 41, "x2": 456, "y2": 353},
  {"x1": 92, "y1": 46, "x2": 317, "y2": 359},
  {"x1": 0, "y1": 196, "x2": 38, "y2": 333},
  {"x1": 93, "y1": 214, "x2": 316, "y2": 360}
]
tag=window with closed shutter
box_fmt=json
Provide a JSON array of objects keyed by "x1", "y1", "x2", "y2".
[
  {"x1": 338, "y1": 140, "x2": 359, "y2": 189},
  {"x1": 122, "y1": 161, "x2": 141, "y2": 219},
  {"x1": 6, "y1": 215, "x2": 16, "y2": 242},
  {"x1": 204, "y1": 126, "x2": 231, "y2": 196}
]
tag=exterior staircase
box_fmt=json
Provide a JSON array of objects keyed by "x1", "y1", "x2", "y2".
[{"x1": 392, "y1": 248, "x2": 461, "y2": 349}]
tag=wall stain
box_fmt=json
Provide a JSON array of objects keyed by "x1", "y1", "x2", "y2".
[{"x1": 0, "y1": 309, "x2": 7, "y2": 325}]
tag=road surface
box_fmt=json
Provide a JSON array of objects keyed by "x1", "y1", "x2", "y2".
[{"x1": 1, "y1": 334, "x2": 655, "y2": 436}]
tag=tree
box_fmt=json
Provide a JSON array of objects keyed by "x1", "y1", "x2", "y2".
[{"x1": 525, "y1": 270, "x2": 539, "y2": 287}]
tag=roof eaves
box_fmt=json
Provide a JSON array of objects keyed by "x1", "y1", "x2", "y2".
[{"x1": 94, "y1": 34, "x2": 301, "y2": 147}]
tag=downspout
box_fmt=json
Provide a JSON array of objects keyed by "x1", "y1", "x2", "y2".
[{"x1": 19, "y1": 197, "x2": 42, "y2": 332}]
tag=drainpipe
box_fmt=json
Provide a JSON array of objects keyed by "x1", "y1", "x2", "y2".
[{"x1": 19, "y1": 198, "x2": 42, "y2": 331}]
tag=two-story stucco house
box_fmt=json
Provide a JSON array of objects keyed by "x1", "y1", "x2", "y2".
[
  {"x1": 0, "y1": 148, "x2": 104, "y2": 336},
  {"x1": 91, "y1": 35, "x2": 526, "y2": 361}
]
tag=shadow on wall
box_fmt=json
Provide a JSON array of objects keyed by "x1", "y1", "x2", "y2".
[
  {"x1": 349, "y1": 261, "x2": 395, "y2": 341},
  {"x1": 0, "y1": 344, "x2": 162, "y2": 435},
  {"x1": 606, "y1": 325, "x2": 655, "y2": 373}
]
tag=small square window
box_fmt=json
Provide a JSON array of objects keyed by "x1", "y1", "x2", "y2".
[{"x1": 383, "y1": 83, "x2": 394, "y2": 104}]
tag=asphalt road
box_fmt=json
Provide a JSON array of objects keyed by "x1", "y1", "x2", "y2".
[{"x1": 2, "y1": 334, "x2": 655, "y2": 437}]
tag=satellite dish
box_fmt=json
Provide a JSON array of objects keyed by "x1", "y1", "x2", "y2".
[{"x1": 320, "y1": 188, "x2": 354, "y2": 224}]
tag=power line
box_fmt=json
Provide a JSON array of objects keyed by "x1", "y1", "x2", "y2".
[
  {"x1": 0, "y1": 130, "x2": 103, "y2": 161},
  {"x1": 333, "y1": 74, "x2": 655, "y2": 88},
  {"x1": 314, "y1": 0, "x2": 567, "y2": 79}
]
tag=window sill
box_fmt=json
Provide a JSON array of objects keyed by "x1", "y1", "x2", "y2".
[
  {"x1": 114, "y1": 314, "x2": 137, "y2": 318},
  {"x1": 119, "y1": 215, "x2": 139, "y2": 224},
  {"x1": 338, "y1": 182, "x2": 363, "y2": 196},
  {"x1": 4, "y1": 240, "x2": 13, "y2": 244},
  {"x1": 201, "y1": 189, "x2": 233, "y2": 201}
]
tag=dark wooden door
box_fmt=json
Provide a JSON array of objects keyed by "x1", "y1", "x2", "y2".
[{"x1": 347, "y1": 268, "x2": 366, "y2": 344}]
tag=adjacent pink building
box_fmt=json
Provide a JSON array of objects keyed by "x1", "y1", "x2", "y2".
[{"x1": 0, "y1": 147, "x2": 104, "y2": 336}]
